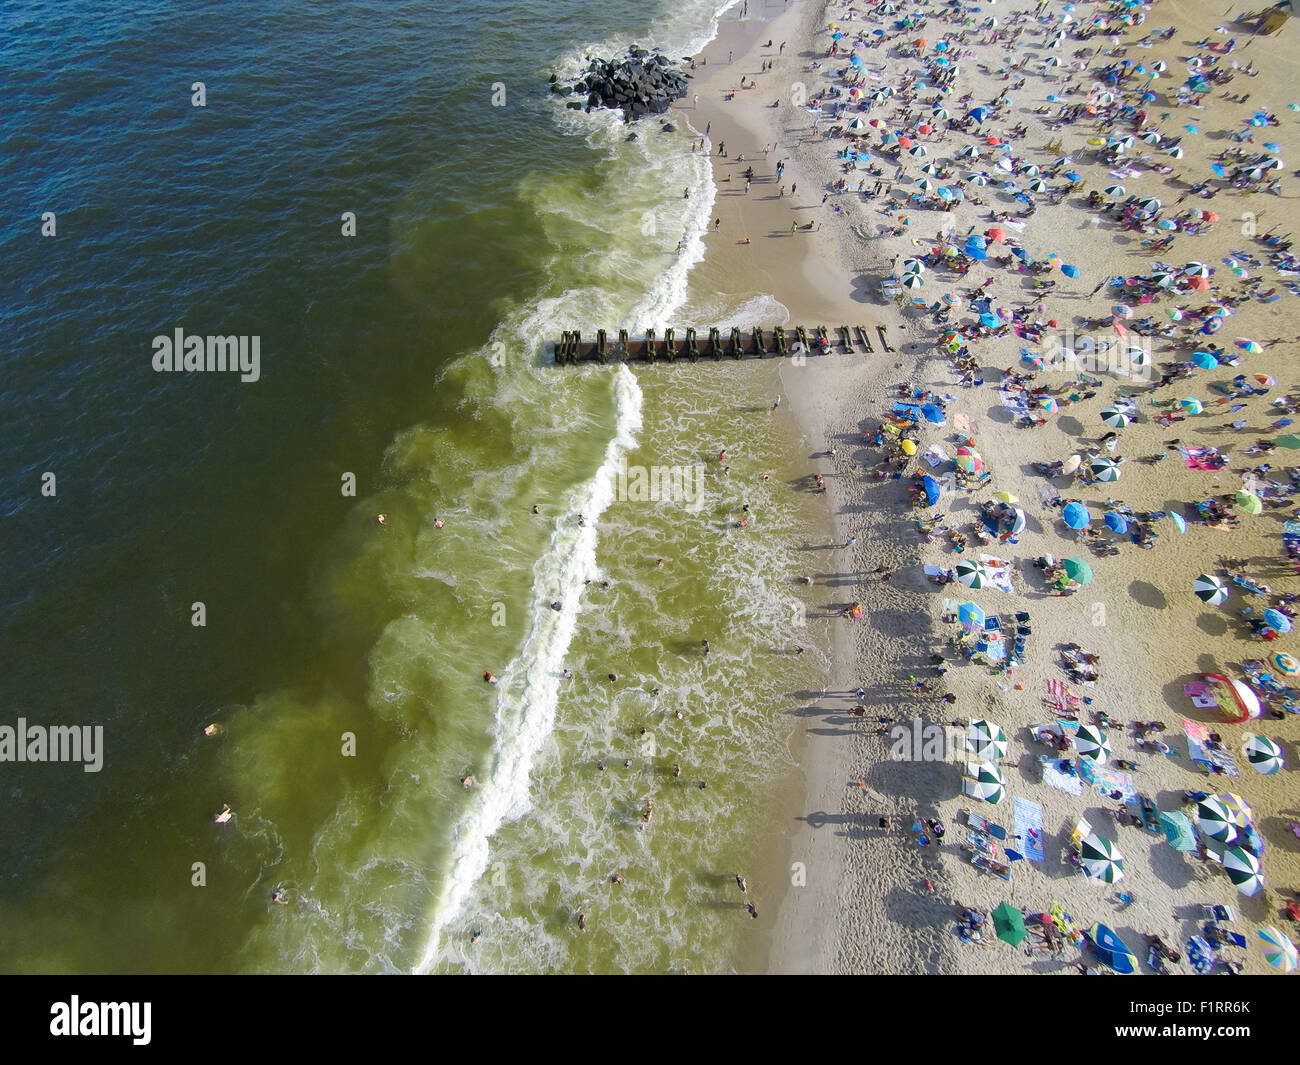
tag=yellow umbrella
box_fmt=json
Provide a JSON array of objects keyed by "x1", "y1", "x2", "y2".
[
  {"x1": 901, "y1": 439, "x2": 918, "y2": 455},
  {"x1": 992, "y1": 491, "x2": 1018, "y2": 504}
]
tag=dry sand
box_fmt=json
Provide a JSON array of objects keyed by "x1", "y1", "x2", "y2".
[{"x1": 674, "y1": 0, "x2": 1300, "y2": 973}]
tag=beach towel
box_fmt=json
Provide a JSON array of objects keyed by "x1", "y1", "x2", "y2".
[
  {"x1": 1188, "y1": 738, "x2": 1240, "y2": 778},
  {"x1": 1187, "y1": 935, "x2": 1217, "y2": 974},
  {"x1": 952, "y1": 413, "x2": 976, "y2": 437},
  {"x1": 978, "y1": 554, "x2": 1016, "y2": 593},
  {"x1": 1182, "y1": 718, "x2": 1210, "y2": 741},
  {"x1": 1078, "y1": 757, "x2": 1137, "y2": 804},
  {"x1": 1039, "y1": 756, "x2": 1083, "y2": 795},
  {"x1": 1014, "y1": 796, "x2": 1045, "y2": 862},
  {"x1": 924, "y1": 445, "x2": 950, "y2": 468}
]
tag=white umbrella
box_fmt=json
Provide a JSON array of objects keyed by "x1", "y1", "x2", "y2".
[
  {"x1": 955, "y1": 559, "x2": 991, "y2": 588},
  {"x1": 968, "y1": 172, "x2": 987, "y2": 185},
  {"x1": 1103, "y1": 184, "x2": 1126, "y2": 196}
]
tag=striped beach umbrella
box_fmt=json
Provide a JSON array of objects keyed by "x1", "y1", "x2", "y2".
[
  {"x1": 902, "y1": 257, "x2": 926, "y2": 273},
  {"x1": 1151, "y1": 271, "x2": 1177, "y2": 289},
  {"x1": 1022, "y1": 164, "x2": 1041, "y2": 177},
  {"x1": 901, "y1": 272, "x2": 925, "y2": 289},
  {"x1": 1259, "y1": 927, "x2": 1298, "y2": 972},
  {"x1": 954, "y1": 559, "x2": 990, "y2": 589},
  {"x1": 968, "y1": 172, "x2": 987, "y2": 185},
  {"x1": 1270, "y1": 652, "x2": 1299, "y2": 676},
  {"x1": 1220, "y1": 792, "x2": 1253, "y2": 827},
  {"x1": 1184, "y1": 261, "x2": 1209, "y2": 277},
  {"x1": 932, "y1": 106, "x2": 951, "y2": 120},
  {"x1": 958, "y1": 144, "x2": 980, "y2": 159},
  {"x1": 1080, "y1": 834, "x2": 1125, "y2": 883},
  {"x1": 1242, "y1": 734, "x2": 1285, "y2": 775},
  {"x1": 1179, "y1": 397, "x2": 1203, "y2": 415},
  {"x1": 1167, "y1": 145, "x2": 1185, "y2": 159},
  {"x1": 1103, "y1": 183, "x2": 1126, "y2": 196},
  {"x1": 909, "y1": 145, "x2": 928, "y2": 157},
  {"x1": 919, "y1": 161, "x2": 941, "y2": 175},
  {"x1": 1140, "y1": 130, "x2": 1162, "y2": 144},
  {"x1": 1088, "y1": 457, "x2": 1121, "y2": 481},
  {"x1": 963, "y1": 761, "x2": 1006, "y2": 804},
  {"x1": 1112, "y1": 303, "x2": 1134, "y2": 318},
  {"x1": 1193, "y1": 574, "x2": 1230, "y2": 605},
  {"x1": 1028, "y1": 177, "x2": 1049, "y2": 193},
  {"x1": 1223, "y1": 846, "x2": 1265, "y2": 896},
  {"x1": 1100, "y1": 407, "x2": 1131, "y2": 427},
  {"x1": 967, "y1": 719, "x2": 1009, "y2": 761},
  {"x1": 1195, "y1": 795, "x2": 1238, "y2": 840},
  {"x1": 1136, "y1": 197, "x2": 1161, "y2": 211},
  {"x1": 1074, "y1": 725, "x2": 1111, "y2": 763},
  {"x1": 917, "y1": 178, "x2": 935, "y2": 193}
]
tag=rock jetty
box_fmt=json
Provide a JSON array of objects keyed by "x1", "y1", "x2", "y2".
[{"x1": 551, "y1": 46, "x2": 690, "y2": 120}]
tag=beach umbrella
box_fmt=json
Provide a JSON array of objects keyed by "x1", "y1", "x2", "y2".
[
  {"x1": 1021, "y1": 164, "x2": 1041, "y2": 178},
  {"x1": 1089, "y1": 457, "x2": 1121, "y2": 482},
  {"x1": 1140, "y1": 131, "x2": 1162, "y2": 144},
  {"x1": 1075, "y1": 725, "x2": 1111, "y2": 763},
  {"x1": 1179, "y1": 397, "x2": 1203, "y2": 415},
  {"x1": 1158, "y1": 219, "x2": 1178, "y2": 232},
  {"x1": 920, "y1": 402, "x2": 944, "y2": 423},
  {"x1": 955, "y1": 559, "x2": 991, "y2": 589},
  {"x1": 902, "y1": 257, "x2": 926, "y2": 273},
  {"x1": 1270, "y1": 652, "x2": 1299, "y2": 676},
  {"x1": 1223, "y1": 846, "x2": 1265, "y2": 897},
  {"x1": 902, "y1": 272, "x2": 925, "y2": 289},
  {"x1": 932, "y1": 106, "x2": 951, "y2": 120},
  {"x1": 1136, "y1": 197, "x2": 1161, "y2": 212},
  {"x1": 979, "y1": 312, "x2": 1000, "y2": 329},
  {"x1": 909, "y1": 145, "x2": 928, "y2": 157},
  {"x1": 1100, "y1": 407, "x2": 1131, "y2": 427},
  {"x1": 991, "y1": 902, "x2": 1026, "y2": 947},
  {"x1": 1170, "y1": 511, "x2": 1186, "y2": 534},
  {"x1": 1235, "y1": 490, "x2": 1263, "y2": 515},
  {"x1": 967, "y1": 719, "x2": 1009, "y2": 761},
  {"x1": 957, "y1": 601, "x2": 984, "y2": 628},
  {"x1": 936, "y1": 186, "x2": 957, "y2": 201},
  {"x1": 919, "y1": 162, "x2": 940, "y2": 176},
  {"x1": 1259, "y1": 927, "x2": 1298, "y2": 973},
  {"x1": 922, "y1": 474, "x2": 940, "y2": 505},
  {"x1": 1167, "y1": 146, "x2": 1185, "y2": 159},
  {"x1": 917, "y1": 178, "x2": 935, "y2": 193},
  {"x1": 1242, "y1": 734, "x2": 1285, "y2": 775},
  {"x1": 1254, "y1": 373, "x2": 1277, "y2": 387},
  {"x1": 1088, "y1": 924, "x2": 1137, "y2": 974},
  {"x1": 848, "y1": 117, "x2": 868, "y2": 131},
  {"x1": 1184, "y1": 261, "x2": 1209, "y2": 277},
  {"x1": 1038, "y1": 396, "x2": 1058, "y2": 414},
  {"x1": 1158, "y1": 811, "x2": 1199, "y2": 852},
  {"x1": 969, "y1": 106, "x2": 989, "y2": 122},
  {"x1": 1061, "y1": 264, "x2": 1080, "y2": 279},
  {"x1": 1112, "y1": 304, "x2": 1134, "y2": 319},
  {"x1": 1042, "y1": 55, "x2": 1061, "y2": 67},
  {"x1": 1103, "y1": 183, "x2": 1126, "y2": 196},
  {"x1": 1080, "y1": 835, "x2": 1125, "y2": 883},
  {"x1": 1200, "y1": 308, "x2": 1221, "y2": 327},
  {"x1": 1062, "y1": 502, "x2": 1091, "y2": 529},
  {"x1": 1028, "y1": 178, "x2": 1049, "y2": 193},
  {"x1": 1195, "y1": 795, "x2": 1238, "y2": 840},
  {"x1": 956, "y1": 452, "x2": 982, "y2": 473},
  {"x1": 1263, "y1": 608, "x2": 1292, "y2": 633},
  {"x1": 1220, "y1": 793, "x2": 1253, "y2": 828},
  {"x1": 992, "y1": 491, "x2": 1018, "y2": 505},
  {"x1": 1192, "y1": 350, "x2": 1219, "y2": 369},
  {"x1": 900, "y1": 439, "x2": 917, "y2": 456},
  {"x1": 1193, "y1": 574, "x2": 1230, "y2": 606},
  {"x1": 986, "y1": 226, "x2": 1006, "y2": 243},
  {"x1": 1151, "y1": 271, "x2": 1177, "y2": 289},
  {"x1": 1236, "y1": 338, "x2": 1263, "y2": 354},
  {"x1": 1275, "y1": 434, "x2": 1300, "y2": 449},
  {"x1": 1061, "y1": 558, "x2": 1092, "y2": 585},
  {"x1": 963, "y1": 761, "x2": 1006, "y2": 805},
  {"x1": 1104, "y1": 512, "x2": 1129, "y2": 534},
  {"x1": 958, "y1": 144, "x2": 980, "y2": 159}
]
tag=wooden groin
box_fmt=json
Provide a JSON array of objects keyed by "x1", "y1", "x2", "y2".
[{"x1": 552, "y1": 324, "x2": 895, "y2": 364}]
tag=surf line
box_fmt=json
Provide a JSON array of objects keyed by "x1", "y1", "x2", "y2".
[{"x1": 413, "y1": 364, "x2": 644, "y2": 972}]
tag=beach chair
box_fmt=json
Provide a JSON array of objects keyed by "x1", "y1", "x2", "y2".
[{"x1": 1201, "y1": 903, "x2": 1236, "y2": 923}]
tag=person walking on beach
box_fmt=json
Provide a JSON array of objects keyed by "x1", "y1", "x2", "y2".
[
  {"x1": 772, "y1": 395, "x2": 780, "y2": 410},
  {"x1": 844, "y1": 536, "x2": 857, "y2": 549}
]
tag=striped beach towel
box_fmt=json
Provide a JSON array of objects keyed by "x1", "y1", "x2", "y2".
[{"x1": 1014, "y1": 796, "x2": 1045, "y2": 862}]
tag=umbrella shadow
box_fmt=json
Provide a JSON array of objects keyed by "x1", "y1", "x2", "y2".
[{"x1": 1127, "y1": 579, "x2": 1167, "y2": 610}]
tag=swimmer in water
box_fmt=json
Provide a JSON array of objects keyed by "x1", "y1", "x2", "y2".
[
  {"x1": 655, "y1": 558, "x2": 664, "y2": 568},
  {"x1": 736, "y1": 874, "x2": 748, "y2": 894},
  {"x1": 747, "y1": 903, "x2": 759, "y2": 919},
  {"x1": 562, "y1": 668, "x2": 573, "y2": 679},
  {"x1": 434, "y1": 518, "x2": 444, "y2": 528},
  {"x1": 483, "y1": 671, "x2": 497, "y2": 685},
  {"x1": 532, "y1": 505, "x2": 540, "y2": 514},
  {"x1": 214, "y1": 804, "x2": 233, "y2": 824},
  {"x1": 550, "y1": 601, "x2": 562, "y2": 611},
  {"x1": 377, "y1": 514, "x2": 386, "y2": 525},
  {"x1": 578, "y1": 913, "x2": 587, "y2": 931},
  {"x1": 203, "y1": 723, "x2": 221, "y2": 736},
  {"x1": 597, "y1": 761, "x2": 607, "y2": 772},
  {"x1": 271, "y1": 889, "x2": 288, "y2": 904},
  {"x1": 624, "y1": 759, "x2": 633, "y2": 769},
  {"x1": 610, "y1": 873, "x2": 624, "y2": 884},
  {"x1": 673, "y1": 764, "x2": 682, "y2": 777},
  {"x1": 462, "y1": 775, "x2": 474, "y2": 789},
  {"x1": 702, "y1": 639, "x2": 710, "y2": 655},
  {"x1": 471, "y1": 930, "x2": 482, "y2": 944}
]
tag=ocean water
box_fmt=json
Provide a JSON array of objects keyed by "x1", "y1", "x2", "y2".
[{"x1": 0, "y1": 0, "x2": 826, "y2": 973}]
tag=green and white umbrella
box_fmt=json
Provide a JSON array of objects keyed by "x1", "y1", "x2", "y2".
[
  {"x1": 1223, "y1": 846, "x2": 1265, "y2": 896},
  {"x1": 902, "y1": 272, "x2": 925, "y2": 289},
  {"x1": 1080, "y1": 834, "x2": 1125, "y2": 883},
  {"x1": 963, "y1": 761, "x2": 1006, "y2": 804},
  {"x1": 1193, "y1": 574, "x2": 1230, "y2": 606},
  {"x1": 1195, "y1": 795, "x2": 1238, "y2": 841},
  {"x1": 1259, "y1": 926, "x2": 1298, "y2": 972},
  {"x1": 920, "y1": 162, "x2": 941, "y2": 176},
  {"x1": 1242, "y1": 733, "x2": 1285, "y2": 775},
  {"x1": 1100, "y1": 407, "x2": 1131, "y2": 427},
  {"x1": 1022, "y1": 164, "x2": 1042, "y2": 177},
  {"x1": 1184, "y1": 261, "x2": 1210, "y2": 277},
  {"x1": 1028, "y1": 177, "x2": 1049, "y2": 193},
  {"x1": 932, "y1": 107, "x2": 951, "y2": 120},
  {"x1": 1088, "y1": 457, "x2": 1121, "y2": 481},
  {"x1": 1103, "y1": 184, "x2": 1126, "y2": 196},
  {"x1": 903, "y1": 257, "x2": 926, "y2": 274},
  {"x1": 1075, "y1": 725, "x2": 1111, "y2": 764},
  {"x1": 917, "y1": 178, "x2": 935, "y2": 193},
  {"x1": 958, "y1": 144, "x2": 980, "y2": 159},
  {"x1": 909, "y1": 145, "x2": 928, "y2": 158},
  {"x1": 848, "y1": 117, "x2": 869, "y2": 131},
  {"x1": 968, "y1": 172, "x2": 987, "y2": 185},
  {"x1": 954, "y1": 559, "x2": 990, "y2": 588},
  {"x1": 967, "y1": 719, "x2": 1009, "y2": 761}
]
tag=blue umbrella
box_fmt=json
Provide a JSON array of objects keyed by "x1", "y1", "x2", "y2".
[
  {"x1": 1104, "y1": 512, "x2": 1129, "y2": 534},
  {"x1": 937, "y1": 186, "x2": 956, "y2": 200},
  {"x1": 966, "y1": 245, "x2": 988, "y2": 261},
  {"x1": 1062, "y1": 264, "x2": 1080, "y2": 278},
  {"x1": 1264, "y1": 609, "x2": 1293, "y2": 633},
  {"x1": 1170, "y1": 511, "x2": 1187, "y2": 534},
  {"x1": 1192, "y1": 350, "x2": 1219, "y2": 369},
  {"x1": 922, "y1": 475, "x2": 941, "y2": 505},
  {"x1": 921, "y1": 403, "x2": 945, "y2": 423},
  {"x1": 1089, "y1": 923, "x2": 1137, "y2": 974},
  {"x1": 1211, "y1": 164, "x2": 1226, "y2": 178},
  {"x1": 1064, "y1": 171, "x2": 1080, "y2": 180},
  {"x1": 958, "y1": 601, "x2": 985, "y2": 626},
  {"x1": 1012, "y1": 246, "x2": 1028, "y2": 259},
  {"x1": 1188, "y1": 935, "x2": 1216, "y2": 974},
  {"x1": 1062, "y1": 502, "x2": 1091, "y2": 529},
  {"x1": 970, "y1": 106, "x2": 989, "y2": 121}
]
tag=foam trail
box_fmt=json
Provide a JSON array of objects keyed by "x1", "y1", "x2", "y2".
[{"x1": 414, "y1": 366, "x2": 643, "y2": 972}]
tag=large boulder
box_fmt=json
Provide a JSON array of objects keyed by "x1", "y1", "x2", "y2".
[{"x1": 555, "y1": 47, "x2": 689, "y2": 122}]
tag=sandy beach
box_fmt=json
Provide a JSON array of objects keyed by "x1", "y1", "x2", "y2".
[{"x1": 677, "y1": 0, "x2": 1300, "y2": 974}]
